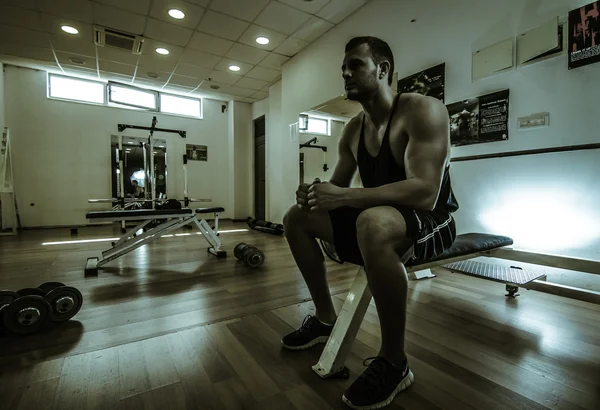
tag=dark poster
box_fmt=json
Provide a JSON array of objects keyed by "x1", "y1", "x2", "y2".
[
  {"x1": 568, "y1": 1, "x2": 600, "y2": 69},
  {"x1": 397, "y1": 63, "x2": 445, "y2": 102},
  {"x1": 186, "y1": 144, "x2": 207, "y2": 161},
  {"x1": 447, "y1": 89, "x2": 509, "y2": 147}
]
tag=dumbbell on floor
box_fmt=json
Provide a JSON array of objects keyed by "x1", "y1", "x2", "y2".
[{"x1": 234, "y1": 243, "x2": 265, "y2": 268}]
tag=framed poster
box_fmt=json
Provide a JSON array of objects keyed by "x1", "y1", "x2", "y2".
[
  {"x1": 186, "y1": 144, "x2": 207, "y2": 161},
  {"x1": 568, "y1": 1, "x2": 600, "y2": 69},
  {"x1": 397, "y1": 63, "x2": 445, "y2": 102},
  {"x1": 447, "y1": 89, "x2": 509, "y2": 147}
]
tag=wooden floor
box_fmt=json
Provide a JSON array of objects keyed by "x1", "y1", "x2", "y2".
[{"x1": 0, "y1": 221, "x2": 598, "y2": 410}]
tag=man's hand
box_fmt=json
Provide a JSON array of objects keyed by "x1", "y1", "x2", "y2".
[
  {"x1": 295, "y1": 182, "x2": 311, "y2": 211},
  {"x1": 307, "y1": 179, "x2": 345, "y2": 211}
]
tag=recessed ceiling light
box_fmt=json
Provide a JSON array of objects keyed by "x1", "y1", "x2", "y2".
[
  {"x1": 147, "y1": 72, "x2": 159, "y2": 78},
  {"x1": 256, "y1": 36, "x2": 270, "y2": 45},
  {"x1": 61, "y1": 25, "x2": 78, "y2": 35},
  {"x1": 168, "y1": 9, "x2": 185, "y2": 19},
  {"x1": 156, "y1": 48, "x2": 169, "y2": 55},
  {"x1": 229, "y1": 65, "x2": 241, "y2": 72},
  {"x1": 69, "y1": 57, "x2": 85, "y2": 65}
]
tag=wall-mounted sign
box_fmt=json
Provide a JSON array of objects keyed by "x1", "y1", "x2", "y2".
[{"x1": 186, "y1": 144, "x2": 207, "y2": 161}]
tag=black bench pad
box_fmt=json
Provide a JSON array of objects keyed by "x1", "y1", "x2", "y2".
[
  {"x1": 87, "y1": 208, "x2": 194, "y2": 219},
  {"x1": 425, "y1": 233, "x2": 513, "y2": 264},
  {"x1": 195, "y1": 207, "x2": 225, "y2": 214}
]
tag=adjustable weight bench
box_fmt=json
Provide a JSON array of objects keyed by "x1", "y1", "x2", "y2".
[
  {"x1": 312, "y1": 232, "x2": 600, "y2": 379},
  {"x1": 84, "y1": 207, "x2": 226, "y2": 277}
]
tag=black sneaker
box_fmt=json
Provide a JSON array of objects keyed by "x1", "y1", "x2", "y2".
[
  {"x1": 342, "y1": 356, "x2": 414, "y2": 409},
  {"x1": 281, "y1": 314, "x2": 335, "y2": 350}
]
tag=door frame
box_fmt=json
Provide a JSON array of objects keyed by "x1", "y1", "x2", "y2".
[{"x1": 252, "y1": 115, "x2": 267, "y2": 221}]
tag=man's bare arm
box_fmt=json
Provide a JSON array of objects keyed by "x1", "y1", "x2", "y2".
[
  {"x1": 340, "y1": 96, "x2": 450, "y2": 210},
  {"x1": 328, "y1": 116, "x2": 360, "y2": 188}
]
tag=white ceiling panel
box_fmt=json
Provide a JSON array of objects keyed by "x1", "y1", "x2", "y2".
[
  {"x1": 277, "y1": 0, "x2": 331, "y2": 14},
  {"x1": 163, "y1": 84, "x2": 197, "y2": 95},
  {"x1": 258, "y1": 52, "x2": 289, "y2": 70},
  {"x1": 208, "y1": 0, "x2": 269, "y2": 23},
  {"x1": 207, "y1": 70, "x2": 242, "y2": 85},
  {"x1": 227, "y1": 85, "x2": 257, "y2": 97},
  {"x1": 36, "y1": 0, "x2": 94, "y2": 24},
  {"x1": 187, "y1": 31, "x2": 234, "y2": 56},
  {"x1": 237, "y1": 24, "x2": 287, "y2": 52},
  {"x1": 55, "y1": 51, "x2": 96, "y2": 67},
  {"x1": 49, "y1": 35, "x2": 97, "y2": 58},
  {"x1": 97, "y1": 46, "x2": 141, "y2": 65},
  {"x1": 226, "y1": 43, "x2": 269, "y2": 65},
  {"x1": 134, "y1": 68, "x2": 171, "y2": 82},
  {"x1": 0, "y1": 5, "x2": 43, "y2": 32},
  {"x1": 0, "y1": 43, "x2": 55, "y2": 63},
  {"x1": 182, "y1": 0, "x2": 210, "y2": 8},
  {"x1": 246, "y1": 65, "x2": 280, "y2": 82},
  {"x1": 234, "y1": 77, "x2": 270, "y2": 91},
  {"x1": 141, "y1": 39, "x2": 184, "y2": 59},
  {"x1": 99, "y1": 60, "x2": 137, "y2": 76},
  {"x1": 0, "y1": 24, "x2": 51, "y2": 48},
  {"x1": 274, "y1": 36, "x2": 309, "y2": 57},
  {"x1": 179, "y1": 48, "x2": 221, "y2": 69},
  {"x1": 40, "y1": 14, "x2": 94, "y2": 40},
  {"x1": 167, "y1": 74, "x2": 203, "y2": 88},
  {"x1": 214, "y1": 58, "x2": 254, "y2": 76},
  {"x1": 254, "y1": 2, "x2": 311, "y2": 36},
  {"x1": 174, "y1": 63, "x2": 212, "y2": 79},
  {"x1": 138, "y1": 54, "x2": 178, "y2": 73},
  {"x1": 94, "y1": 0, "x2": 152, "y2": 15},
  {"x1": 61, "y1": 65, "x2": 99, "y2": 80},
  {"x1": 145, "y1": 18, "x2": 194, "y2": 47},
  {"x1": 317, "y1": 0, "x2": 366, "y2": 24},
  {"x1": 196, "y1": 10, "x2": 250, "y2": 41},
  {"x1": 3, "y1": 0, "x2": 37, "y2": 10},
  {"x1": 99, "y1": 72, "x2": 134, "y2": 84},
  {"x1": 149, "y1": 0, "x2": 205, "y2": 29},
  {"x1": 252, "y1": 90, "x2": 269, "y2": 100},
  {"x1": 93, "y1": 3, "x2": 147, "y2": 35},
  {"x1": 293, "y1": 16, "x2": 334, "y2": 42},
  {"x1": 133, "y1": 78, "x2": 167, "y2": 89},
  {"x1": 199, "y1": 80, "x2": 230, "y2": 91}
]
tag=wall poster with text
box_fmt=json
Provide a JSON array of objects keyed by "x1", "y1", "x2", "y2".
[
  {"x1": 397, "y1": 63, "x2": 445, "y2": 102},
  {"x1": 186, "y1": 144, "x2": 207, "y2": 161},
  {"x1": 447, "y1": 89, "x2": 509, "y2": 147},
  {"x1": 568, "y1": 1, "x2": 600, "y2": 69}
]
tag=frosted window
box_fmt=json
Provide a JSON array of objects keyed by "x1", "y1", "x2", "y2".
[
  {"x1": 307, "y1": 117, "x2": 329, "y2": 135},
  {"x1": 160, "y1": 94, "x2": 201, "y2": 118},
  {"x1": 48, "y1": 75, "x2": 105, "y2": 104},
  {"x1": 109, "y1": 83, "x2": 157, "y2": 110}
]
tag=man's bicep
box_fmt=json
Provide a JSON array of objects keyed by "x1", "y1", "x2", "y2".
[
  {"x1": 329, "y1": 136, "x2": 357, "y2": 187},
  {"x1": 404, "y1": 99, "x2": 450, "y2": 188}
]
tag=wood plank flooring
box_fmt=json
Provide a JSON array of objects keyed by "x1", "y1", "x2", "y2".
[{"x1": 0, "y1": 221, "x2": 598, "y2": 409}]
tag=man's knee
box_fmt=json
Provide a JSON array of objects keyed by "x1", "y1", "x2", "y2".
[
  {"x1": 283, "y1": 205, "x2": 305, "y2": 230},
  {"x1": 356, "y1": 207, "x2": 411, "y2": 257}
]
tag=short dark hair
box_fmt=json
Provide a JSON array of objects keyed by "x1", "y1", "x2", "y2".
[{"x1": 345, "y1": 36, "x2": 394, "y2": 86}]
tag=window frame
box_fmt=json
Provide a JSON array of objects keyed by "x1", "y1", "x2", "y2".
[
  {"x1": 300, "y1": 116, "x2": 331, "y2": 136},
  {"x1": 47, "y1": 73, "x2": 107, "y2": 106},
  {"x1": 159, "y1": 91, "x2": 203, "y2": 119},
  {"x1": 107, "y1": 81, "x2": 159, "y2": 111}
]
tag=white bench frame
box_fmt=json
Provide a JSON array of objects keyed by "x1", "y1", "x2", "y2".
[
  {"x1": 312, "y1": 245, "x2": 600, "y2": 378},
  {"x1": 85, "y1": 209, "x2": 225, "y2": 276}
]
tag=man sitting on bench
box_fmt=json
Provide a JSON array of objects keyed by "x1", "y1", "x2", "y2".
[{"x1": 281, "y1": 36, "x2": 459, "y2": 409}]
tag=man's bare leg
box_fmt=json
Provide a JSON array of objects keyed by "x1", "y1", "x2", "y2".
[
  {"x1": 355, "y1": 206, "x2": 413, "y2": 369},
  {"x1": 283, "y1": 205, "x2": 337, "y2": 325}
]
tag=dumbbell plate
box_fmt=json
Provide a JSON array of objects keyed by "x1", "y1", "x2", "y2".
[
  {"x1": 44, "y1": 286, "x2": 83, "y2": 323},
  {"x1": 2, "y1": 295, "x2": 52, "y2": 336},
  {"x1": 245, "y1": 250, "x2": 265, "y2": 268},
  {"x1": 234, "y1": 243, "x2": 248, "y2": 260},
  {"x1": 16, "y1": 288, "x2": 47, "y2": 298},
  {"x1": 0, "y1": 290, "x2": 18, "y2": 307},
  {"x1": 38, "y1": 282, "x2": 66, "y2": 295}
]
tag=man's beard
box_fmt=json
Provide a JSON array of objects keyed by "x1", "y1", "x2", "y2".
[{"x1": 346, "y1": 78, "x2": 379, "y2": 101}]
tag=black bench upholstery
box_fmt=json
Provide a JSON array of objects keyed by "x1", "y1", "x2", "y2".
[
  {"x1": 425, "y1": 233, "x2": 513, "y2": 264},
  {"x1": 86, "y1": 208, "x2": 194, "y2": 219},
  {"x1": 195, "y1": 207, "x2": 225, "y2": 214}
]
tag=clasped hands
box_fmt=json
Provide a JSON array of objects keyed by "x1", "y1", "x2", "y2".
[{"x1": 296, "y1": 178, "x2": 345, "y2": 212}]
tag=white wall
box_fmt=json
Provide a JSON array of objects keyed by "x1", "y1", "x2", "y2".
[
  {"x1": 231, "y1": 101, "x2": 253, "y2": 219},
  {"x1": 5, "y1": 65, "x2": 234, "y2": 227},
  {"x1": 0, "y1": 62, "x2": 4, "y2": 136},
  {"x1": 272, "y1": 0, "x2": 600, "y2": 259}
]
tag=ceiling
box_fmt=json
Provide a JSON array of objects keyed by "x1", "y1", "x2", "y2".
[{"x1": 0, "y1": 0, "x2": 370, "y2": 103}]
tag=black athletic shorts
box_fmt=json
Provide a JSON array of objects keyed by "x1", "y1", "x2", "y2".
[{"x1": 320, "y1": 206, "x2": 456, "y2": 267}]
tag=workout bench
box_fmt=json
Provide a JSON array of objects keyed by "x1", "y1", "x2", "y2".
[
  {"x1": 84, "y1": 207, "x2": 226, "y2": 277},
  {"x1": 312, "y1": 232, "x2": 600, "y2": 379}
]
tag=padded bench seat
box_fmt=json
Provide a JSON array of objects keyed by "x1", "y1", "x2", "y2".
[
  {"x1": 195, "y1": 207, "x2": 225, "y2": 214},
  {"x1": 86, "y1": 208, "x2": 194, "y2": 219}
]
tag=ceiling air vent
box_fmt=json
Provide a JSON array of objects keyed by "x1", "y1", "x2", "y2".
[{"x1": 94, "y1": 26, "x2": 144, "y2": 54}]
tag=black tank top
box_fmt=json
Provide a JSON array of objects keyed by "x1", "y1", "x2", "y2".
[{"x1": 356, "y1": 93, "x2": 459, "y2": 213}]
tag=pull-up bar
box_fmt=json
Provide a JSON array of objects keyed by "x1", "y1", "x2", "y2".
[
  {"x1": 300, "y1": 137, "x2": 328, "y2": 152},
  {"x1": 118, "y1": 116, "x2": 187, "y2": 138}
]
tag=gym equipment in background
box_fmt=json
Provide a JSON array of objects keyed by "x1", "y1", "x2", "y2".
[
  {"x1": 300, "y1": 137, "x2": 329, "y2": 172},
  {"x1": 0, "y1": 282, "x2": 83, "y2": 336},
  {"x1": 234, "y1": 243, "x2": 265, "y2": 268},
  {"x1": 247, "y1": 218, "x2": 284, "y2": 236}
]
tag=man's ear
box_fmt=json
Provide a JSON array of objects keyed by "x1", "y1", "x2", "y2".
[{"x1": 378, "y1": 61, "x2": 391, "y2": 80}]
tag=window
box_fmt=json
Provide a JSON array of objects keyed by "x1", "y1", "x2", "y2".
[
  {"x1": 108, "y1": 82, "x2": 158, "y2": 110},
  {"x1": 305, "y1": 117, "x2": 330, "y2": 135},
  {"x1": 48, "y1": 74, "x2": 105, "y2": 104},
  {"x1": 160, "y1": 93, "x2": 201, "y2": 118}
]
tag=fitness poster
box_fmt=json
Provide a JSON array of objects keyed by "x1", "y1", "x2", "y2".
[
  {"x1": 397, "y1": 63, "x2": 445, "y2": 102},
  {"x1": 186, "y1": 144, "x2": 207, "y2": 161},
  {"x1": 568, "y1": 1, "x2": 600, "y2": 69},
  {"x1": 447, "y1": 89, "x2": 509, "y2": 147}
]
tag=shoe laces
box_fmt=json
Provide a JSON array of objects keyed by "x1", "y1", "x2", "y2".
[
  {"x1": 298, "y1": 315, "x2": 318, "y2": 334},
  {"x1": 360, "y1": 356, "x2": 393, "y2": 386}
]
